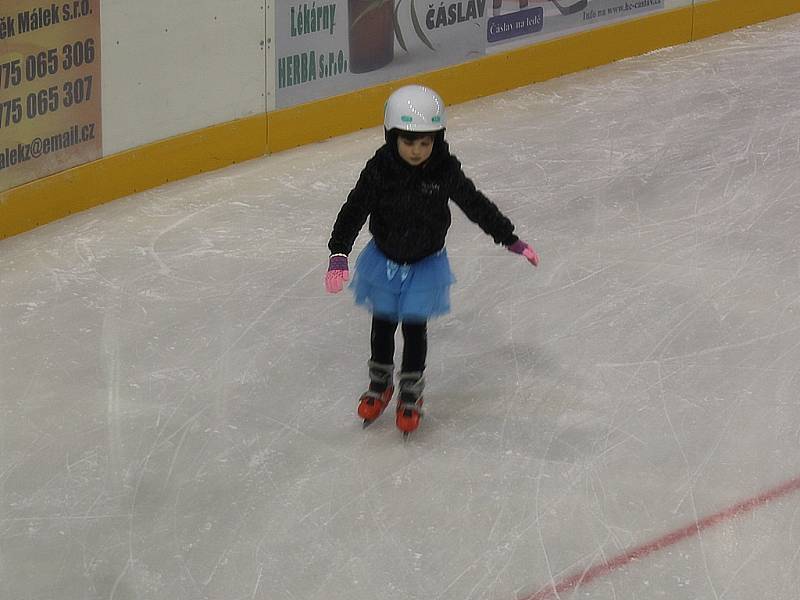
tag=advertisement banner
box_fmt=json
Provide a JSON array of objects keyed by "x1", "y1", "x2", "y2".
[
  {"x1": 487, "y1": 0, "x2": 665, "y2": 48},
  {"x1": 275, "y1": 0, "x2": 487, "y2": 108},
  {"x1": 0, "y1": 0, "x2": 102, "y2": 192}
]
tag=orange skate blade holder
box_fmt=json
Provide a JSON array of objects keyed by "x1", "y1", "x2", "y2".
[
  {"x1": 395, "y1": 398, "x2": 424, "y2": 437},
  {"x1": 358, "y1": 386, "x2": 394, "y2": 425}
]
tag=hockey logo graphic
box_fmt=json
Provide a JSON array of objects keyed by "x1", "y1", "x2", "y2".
[
  {"x1": 392, "y1": 0, "x2": 433, "y2": 52},
  {"x1": 550, "y1": 0, "x2": 587, "y2": 14},
  {"x1": 348, "y1": 0, "x2": 486, "y2": 73},
  {"x1": 490, "y1": 0, "x2": 585, "y2": 17}
]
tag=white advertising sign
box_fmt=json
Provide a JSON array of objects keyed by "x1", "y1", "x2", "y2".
[
  {"x1": 487, "y1": 0, "x2": 665, "y2": 49},
  {"x1": 275, "y1": 0, "x2": 487, "y2": 108}
]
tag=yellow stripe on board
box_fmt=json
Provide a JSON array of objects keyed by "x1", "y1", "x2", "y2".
[
  {"x1": 1, "y1": 114, "x2": 267, "y2": 240},
  {"x1": 693, "y1": 0, "x2": 800, "y2": 39},
  {"x1": 2, "y1": 0, "x2": 800, "y2": 239}
]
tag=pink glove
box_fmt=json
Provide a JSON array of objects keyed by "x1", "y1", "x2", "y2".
[
  {"x1": 325, "y1": 254, "x2": 349, "y2": 293},
  {"x1": 508, "y1": 240, "x2": 539, "y2": 266}
]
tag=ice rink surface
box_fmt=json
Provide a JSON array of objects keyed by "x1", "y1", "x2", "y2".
[{"x1": 3, "y1": 14, "x2": 800, "y2": 600}]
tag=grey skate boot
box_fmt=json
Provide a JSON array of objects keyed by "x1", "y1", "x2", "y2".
[
  {"x1": 358, "y1": 361, "x2": 394, "y2": 427},
  {"x1": 396, "y1": 371, "x2": 424, "y2": 436}
]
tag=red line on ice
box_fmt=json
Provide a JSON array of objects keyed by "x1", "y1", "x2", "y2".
[{"x1": 524, "y1": 474, "x2": 800, "y2": 600}]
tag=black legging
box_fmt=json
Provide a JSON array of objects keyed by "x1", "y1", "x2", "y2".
[{"x1": 371, "y1": 316, "x2": 427, "y2": 372}]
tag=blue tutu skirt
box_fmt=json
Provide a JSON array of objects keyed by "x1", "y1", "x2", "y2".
[{"x1": 351, "y1": 240, "x2": 456, "y2": 322}]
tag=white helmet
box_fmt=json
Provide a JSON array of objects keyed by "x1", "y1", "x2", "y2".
[{"x1": 384, "y1": 85, "x2": 446, "y2": 133}]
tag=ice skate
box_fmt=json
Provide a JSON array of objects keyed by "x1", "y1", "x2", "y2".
[
  {"x1": 395, "y1": 371, "x2": 424, "y2": 438},
  {"x1": 358, "y1": 386, "x2": 394, "y2": 426},
  {"x1": 358, "y1": 361, "x2": 394, "y2": 427}
]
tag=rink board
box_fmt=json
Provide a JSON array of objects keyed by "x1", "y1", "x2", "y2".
[
  {"x1": 2, "y1": 0, "x2": 800, "y2": 239},
  {"x1": 267, "y1": 5, "x2": 693, "y2": 153},
  {"x1": 0, "y1": 115, "x2": 268, "y2": 239},
  {"x1": 693, "y1": 0, "x2": 800, "y2": 38}
]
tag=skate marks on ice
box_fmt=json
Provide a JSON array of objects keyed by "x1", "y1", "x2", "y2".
[
  {"x1": 3, "y1": 13, "x2": 800, "y2": 600},
  {"x1": 520, "y1": 474, "x2": 800, "y2": 600}
]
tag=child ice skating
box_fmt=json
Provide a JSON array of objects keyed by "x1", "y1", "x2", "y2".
[{"x1": 325, "y1": 84, "x2": 539, "y2": 436}]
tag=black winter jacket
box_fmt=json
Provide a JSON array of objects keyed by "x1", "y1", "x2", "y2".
[{"x1": 328, "y1": 140, "x2": 518, "y2": 264}]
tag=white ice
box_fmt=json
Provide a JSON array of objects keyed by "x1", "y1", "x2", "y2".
[{"x1": 2, "y1": 14, "x2": 800, "y2": 600}]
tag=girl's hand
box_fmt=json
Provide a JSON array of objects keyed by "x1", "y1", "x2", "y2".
[
  {"x1": 507, "y1": 240, "x2": 539, "y2": 267},
  {"x1": 325, "y1": 254, "x2": 350, "y2": 293}
]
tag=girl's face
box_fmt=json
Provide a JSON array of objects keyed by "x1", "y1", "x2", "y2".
[{"x1": 397, "y1": 135, "x2": 434, "y2": 166}]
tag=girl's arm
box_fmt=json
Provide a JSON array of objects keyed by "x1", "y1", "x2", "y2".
[
  {"x1": 448, "y1": 157, "x2": 519, "y2": 246},
  {"x1": 328, "y1": 159, "x2": 377, "y2": 256}
]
